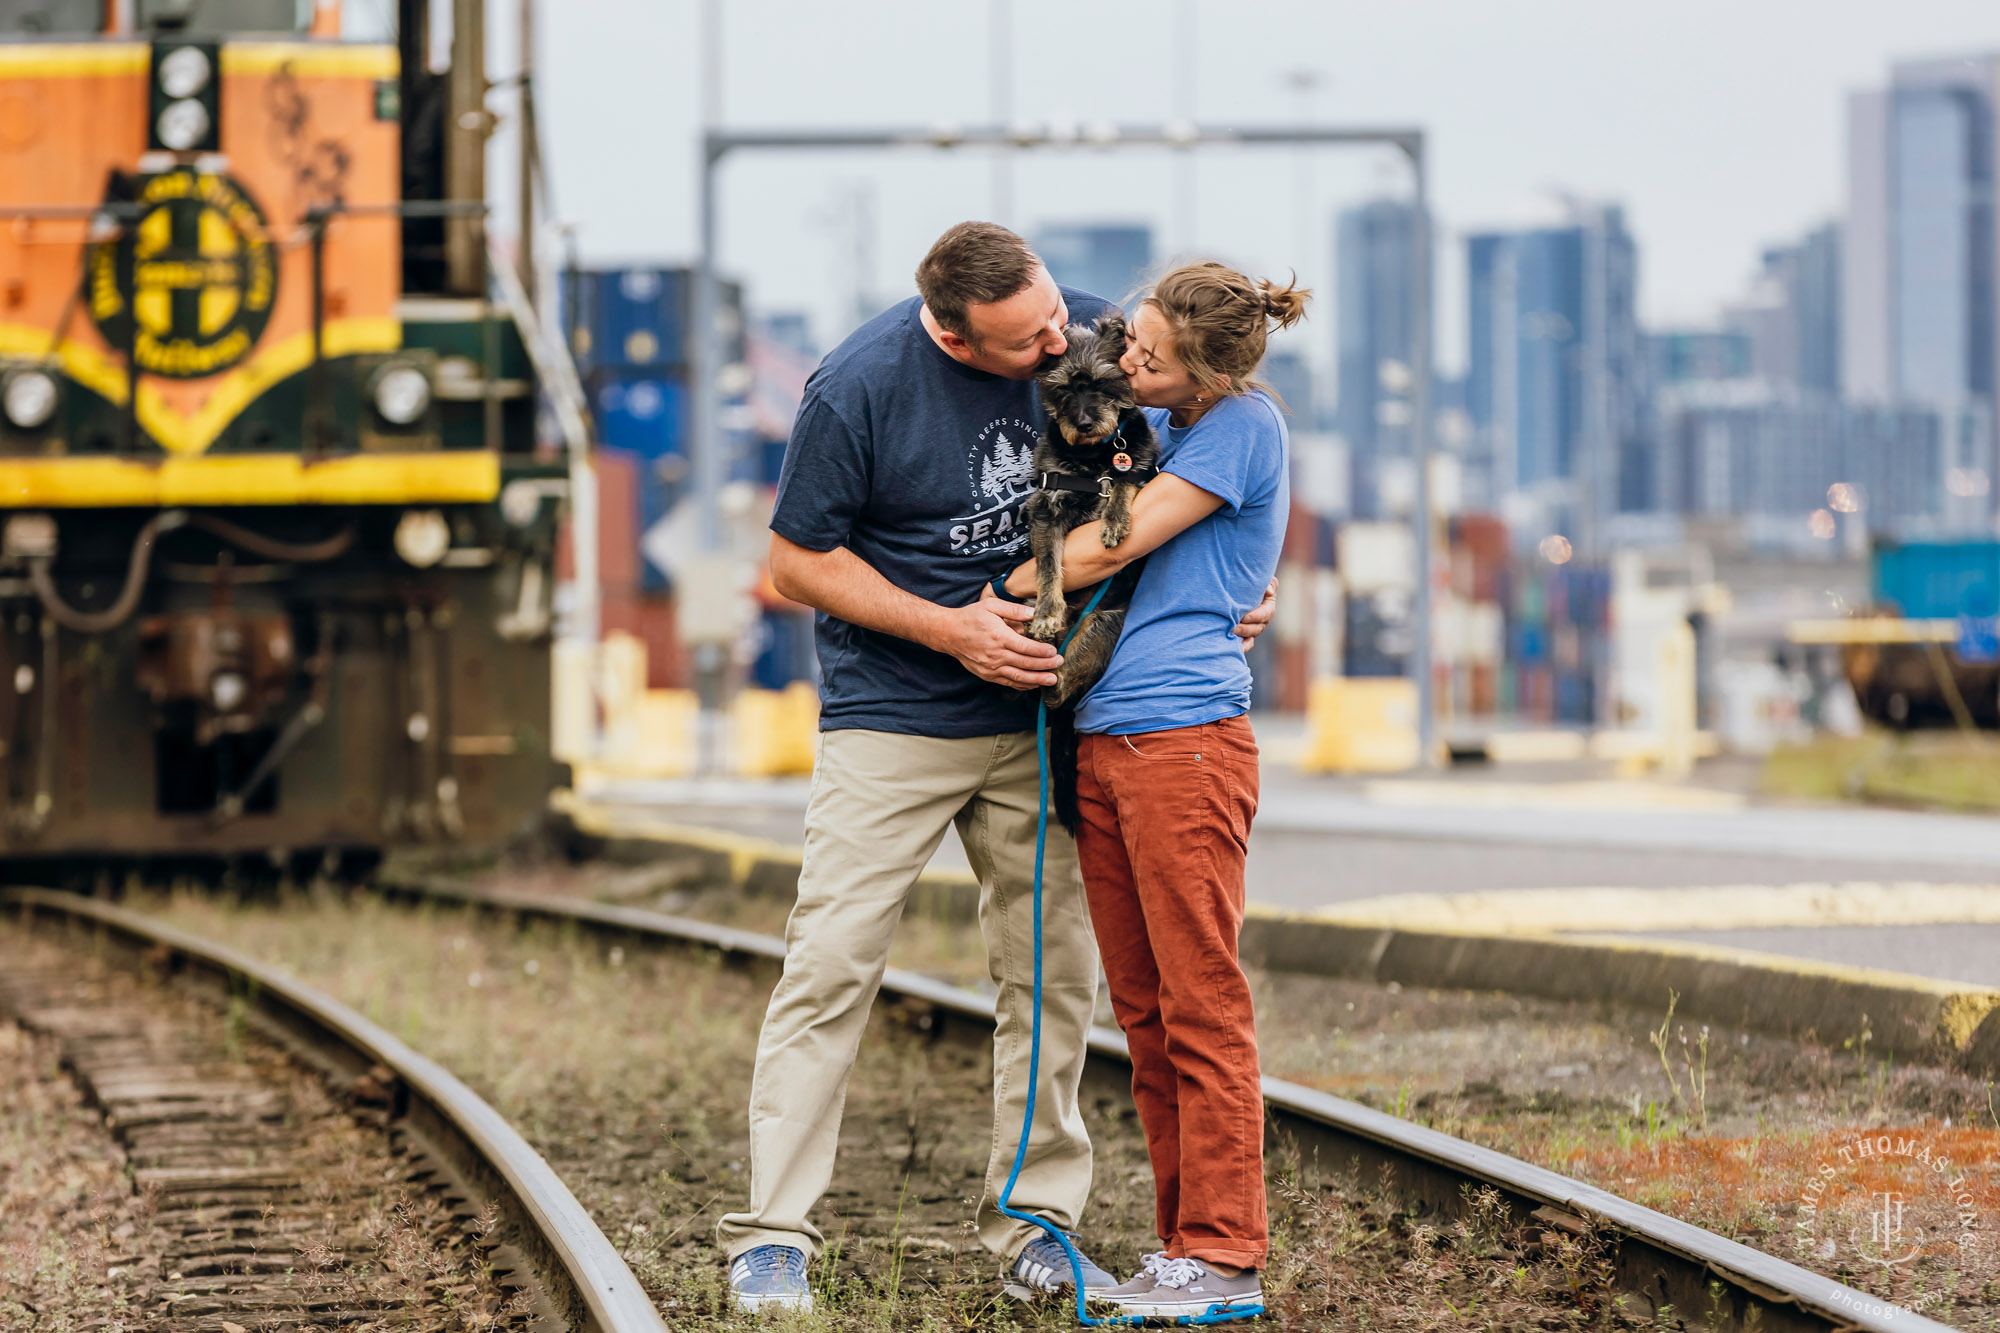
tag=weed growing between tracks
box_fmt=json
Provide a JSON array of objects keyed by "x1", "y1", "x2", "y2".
[
  {"x1": 468, "y1": 859, "x2": 2000, "y2": 1328},
  {"x1": 145, "y1": 887, "x2": 1721, "y2": 1330}
]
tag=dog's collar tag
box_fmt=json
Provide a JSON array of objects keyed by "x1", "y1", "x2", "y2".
[{"x1": 1112, "y1": 452, "x2": 1133, "y2": 472}]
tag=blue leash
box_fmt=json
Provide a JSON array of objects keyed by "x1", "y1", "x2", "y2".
[{"x1": 992, "y1": 582, "x2": 1260, "y2": 1328}]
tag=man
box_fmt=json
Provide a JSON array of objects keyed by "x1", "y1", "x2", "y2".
[{"x1": 718, "y1": 221, "x2": 1274, "y2": 1312}]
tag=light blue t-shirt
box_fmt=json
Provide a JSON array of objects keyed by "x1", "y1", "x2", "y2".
[{"x1": 1074, "y1": 389, "x2": 1289, "y2": 735}]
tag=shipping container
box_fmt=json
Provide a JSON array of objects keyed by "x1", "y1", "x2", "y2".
[
  {"x1": 1447, "y1": 514, "x2": 1509, "y2": 602},
  {"x1": 556, "y1": 449, "x2": 644, "y2": 594},
  {"x1": 1872, "y1": 541, "x2": 2000, "y2": 619},
  {"x1": 1344, "y1": 593, "x2": 1411, "y2": 677},
  {"x1": 589, "y1": 371, "x2": 688, "y2": 460},
  {"x1": 601, "y1": 591, "x2": 689, "y2": 691},
  {"x1": 560, "y1": 266, "x2": 745, "y2": 377},
  {"x1": 751, "y1": 608, "x2": 819, "y2": 692}
]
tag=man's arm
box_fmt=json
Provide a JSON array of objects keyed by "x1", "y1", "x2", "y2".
[{"x1": 770, "y1": 533, "x2": 1062, "y2": 689}]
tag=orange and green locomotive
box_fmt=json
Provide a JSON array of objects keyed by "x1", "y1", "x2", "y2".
[{"x1": 0, "y1": 0, "x2": 565, "y2": 876}]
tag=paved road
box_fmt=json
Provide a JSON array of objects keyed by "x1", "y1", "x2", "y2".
[
  {"x1": 583, "y1": 758, "x2": 2000, "y2": 987},
  {"x1": 1616, "y1": 924, "x2": 2000, "y2": 989}
]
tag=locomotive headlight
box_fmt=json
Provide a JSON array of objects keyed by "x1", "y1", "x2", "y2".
[
  {"x1": 157, "y1": 98, "x2": 212, "y2": 152},
  {"x1": 2, "y1": 370, "x2": 57, "y2": 430},
  {"x1": 157, "y1": 46, "x2": 212, "y2": 99},
  {"x1": 394, "y1": 509, "x2": 451, "y2": 568},
  {"x1": 209, "y1": 670, "x2": 248, "y2": 713},
  {"x1": 372, "y1": 364, "x2": 433, "y2": 426}
]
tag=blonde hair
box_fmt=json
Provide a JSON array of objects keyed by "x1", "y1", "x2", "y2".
[{"x1": 1139, "y1": 261, "x2": 1311, "y2": 400}]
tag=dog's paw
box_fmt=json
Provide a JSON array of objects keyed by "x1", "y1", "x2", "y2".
[
  {"x1": 1101, "y1": 516, "x2": 1130, "y2": 548},
  {"x1": 1027, "y1": 613, "x2": 1066, "y2": 644}
]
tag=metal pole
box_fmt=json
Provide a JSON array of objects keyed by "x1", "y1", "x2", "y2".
[
  {"x1": 517, "y1": 0, "x2": 535, "y2": 297},
  {"x1": 444, "y1": 0, "x2": 486, "y2": 296},
  {"x1": 694, "y1": 142, "x2": 721, "y2": 555},
  {"x1": 694, "y1": 0, "x2": 723, "y2": 555},
  {"x1": 1408, "y1": 136, "x2": 1436, "y2": 767},
  {"x1": 990, "y1": 0, "x2": 1012, "y2": 223},
  {"x1": 1171, "y1": 0, "x2": 1195, "y2": 255}
]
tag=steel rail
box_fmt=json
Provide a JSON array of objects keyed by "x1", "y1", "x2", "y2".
[
  {"x1": 1, "y1": 887, "x2": 667, "y2": 1333},
  {"x1": 374, "y1": 868, "x2": 1957, "y2": 1333}
]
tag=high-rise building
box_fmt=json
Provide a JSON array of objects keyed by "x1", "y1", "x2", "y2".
[
  {"x1": 1795, "y1": 224, "x2": 1843, "y2": 398},
  {"x1": 1843, "y1": 53, "x2": 1999, "y2": 524},
  {"x1": 1729, "y1": 224, "x2": 1842, "y2": 398},
  {"x1": 1655, "y1": 384, "x2": 1944, "y2": 534},
  {"x1": 1466, "y1": 202, "x2": 1648, "y2": 536},
  {"x1": 1335, "y1": 200, "x2": 1420, "y2": 517},
  {"x1": 1258, "y1": 346, "x2": 1317, "y2": 425},
  {"x1": 1648, "y1": 329, "x2": 1753, "y2": 387},
  {"x1": 1032, "y1": 223, "x2": 1154, "y2": 308}
]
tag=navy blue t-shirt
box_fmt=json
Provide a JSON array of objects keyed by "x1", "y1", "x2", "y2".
[{"x1": 770, "y1": 288, "x2": 1109, "y2": 737}]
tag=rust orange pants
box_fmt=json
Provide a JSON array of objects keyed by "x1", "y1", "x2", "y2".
[{"x1": 1073, "y1": 715, "x2": 1266, "y2": 1270}]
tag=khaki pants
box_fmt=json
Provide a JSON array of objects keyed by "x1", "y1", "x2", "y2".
[{"x1": 715, "y1": 728, "x2": 1100, "y2": 1263}]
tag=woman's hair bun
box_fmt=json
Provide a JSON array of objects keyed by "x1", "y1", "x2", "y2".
[{"x1": 1258, "y1": 274, "x2": 1311, "y2": 331}]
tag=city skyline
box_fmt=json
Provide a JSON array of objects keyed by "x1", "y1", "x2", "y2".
[{"x1": 506, "y1": 0, "x2": 2000, "y2": 376}]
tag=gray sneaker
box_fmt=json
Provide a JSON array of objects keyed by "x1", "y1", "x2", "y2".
[
  {"x1": 1003, "y1": 1232, "x2": 1118, "y2": 1302},
  {"x1": 1100, "y1": 1249, "x2": 1172, "y2": 1302},
  {"x1": 1114, "y1": 1257, "x2": 1263, "y2": 1319}
]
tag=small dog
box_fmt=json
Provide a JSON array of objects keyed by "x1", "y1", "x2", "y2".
[{"x1": 1022, "y1": 315, "x2": 1161, "y2": 830}]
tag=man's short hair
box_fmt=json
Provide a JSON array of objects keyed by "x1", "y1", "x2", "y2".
[{"x1": 915, "y1": 221, "x2": 1040, "y2": 341}]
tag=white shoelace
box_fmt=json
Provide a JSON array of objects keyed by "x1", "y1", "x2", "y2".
[
  {"x1": 1153, "y1": 1257, "x2": 1206, "y2": 1289},
  {"x1": 1138, "y1": 1251, "x2": 1171, "y2": 1278}
]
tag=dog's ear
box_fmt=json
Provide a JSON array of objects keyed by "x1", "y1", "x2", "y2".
[{"x1": 1094, "y1": 314, "x2": 1127, "y2": 358}]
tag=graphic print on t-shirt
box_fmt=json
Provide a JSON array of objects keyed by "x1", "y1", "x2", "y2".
[{"x1": 948, "y1": 415, "x2": 1038, "y2": 556}]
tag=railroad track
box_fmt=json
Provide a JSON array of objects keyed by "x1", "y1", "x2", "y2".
[
  {"x1": 1, "y1": 888, "x2": 667, "y2": 1333},
  {"x1": 359, "y1": 866, "x2": 1956, "y2": 1333}
]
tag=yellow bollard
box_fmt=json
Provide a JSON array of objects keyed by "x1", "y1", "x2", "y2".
[
  {"x1": 732, "y1": 682, "x2": 820, "y2": 777},
  {"x1": 1298, "y1": 677, "x2": 1421, "y2": 774},
  {"x1": 596, "y1": 632, "x2": 648, "y2": 767},
  {"x1": 631, "y1": 689, "x2": 699, "y2": 778}
]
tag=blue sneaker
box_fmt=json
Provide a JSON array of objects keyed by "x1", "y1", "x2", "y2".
[
  {"x1": 728, "y1": 1244, "x2": 813, "y2": 1313},
  {"x1": 1003, "y1": 1232, "x2": 1117, "y2": 1302}
]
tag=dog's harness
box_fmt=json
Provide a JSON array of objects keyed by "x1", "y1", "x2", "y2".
[{"x1": 1035, "y1": 422, "x2": 1157, "y2": 499}]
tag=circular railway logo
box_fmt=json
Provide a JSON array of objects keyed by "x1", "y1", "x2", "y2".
[{"x1": 85, "y1": 169, "x2": 277, "y2": 380}]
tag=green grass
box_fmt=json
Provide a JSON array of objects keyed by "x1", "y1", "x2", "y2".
[{"x1": 1762, "y1": 728, "x2": 2000, "y2": 811}]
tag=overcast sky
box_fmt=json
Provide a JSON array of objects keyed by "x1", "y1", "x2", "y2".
[{"x1": 486, "y1": 0, "x2": 1999, "y2": 378}]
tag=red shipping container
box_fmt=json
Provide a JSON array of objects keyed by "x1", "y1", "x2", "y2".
[
  {"x1": 555, "y1": 450, "x2": 644, "y2": 595},
  {"x1": 601, "y1": 591, "x2": 690, "y2": 690},
  {"x1": 1264, "y1": 639, "x2": 1309, "y2": 714},
  {"x1": 1281, "y1": 500, "x2": 1320, "y2": 566}
]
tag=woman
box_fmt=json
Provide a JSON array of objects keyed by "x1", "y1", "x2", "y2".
[{"x1": 995, "y1": 260, "x2": 1305, "y2": 1320}]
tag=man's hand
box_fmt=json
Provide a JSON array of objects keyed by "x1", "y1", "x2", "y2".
[
  {"x1": 1234, "y1": 576, "x2": 1278, "y2": 650},
  {"x1": 933, "y1": 589, "x2": 1061, "y2": 689}
]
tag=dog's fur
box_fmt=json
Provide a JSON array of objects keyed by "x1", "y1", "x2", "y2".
[{"x1": 1022, "y1": 315, "x2": 1161, "y2": 832}]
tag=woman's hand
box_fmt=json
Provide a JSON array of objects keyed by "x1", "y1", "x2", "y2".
[{"x1": 1233, "y1": 576, "x2": 1278, "y2": 650}]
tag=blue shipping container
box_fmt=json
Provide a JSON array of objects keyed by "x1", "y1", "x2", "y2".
[
  {"x1": 560, "y1": 267, "x2": 746, "y2": 377},
  {"x1": 592, "y1": 373, "x2": 686, "y2": 460},
  {"x1": 1873, "y1": 542, "x2": 2000, "y2": 619},
  {"x1": 751, "y1": 609, "x2": 818, "y2": 690}
]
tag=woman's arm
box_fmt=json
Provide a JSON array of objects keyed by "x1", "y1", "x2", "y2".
[{"x1": 1000, "y1": 474, "x2": 1225, "y2": 597}]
